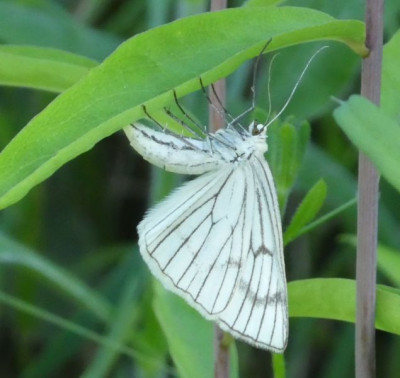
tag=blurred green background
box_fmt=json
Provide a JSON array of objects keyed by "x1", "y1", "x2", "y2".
[{"x1": 0, "y1": 0, "x2": 399, "y2": 377}]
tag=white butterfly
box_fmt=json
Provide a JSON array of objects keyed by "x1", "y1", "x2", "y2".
[
  {"x1": 124, "y1": 45, "x2": 326, "y2": 352},
  {"x1": 124, "y1": 118, "x2": 287, "y2": 352}
]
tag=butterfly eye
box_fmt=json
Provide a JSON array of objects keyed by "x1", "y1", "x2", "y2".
[{"x1": 252, "y1": 123, "x2": 263, "y2": 136}]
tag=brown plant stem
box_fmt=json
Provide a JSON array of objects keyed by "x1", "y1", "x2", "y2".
[
  {"x1": 209, "y1": 0, "x2": 227, "y2": 133},
  {"x1": 356, "y1": 0, "x2": 383, "y2": 377},
  {"x1": 209, "y1": 3, "x2": 229, "y2": 378}
]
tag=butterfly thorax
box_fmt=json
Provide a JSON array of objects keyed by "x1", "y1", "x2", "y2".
[
  {"x1": 209, "y1": 122, "x2": 268, "y2": 166},
  {"x1": 207, "y1": 129, "x2": 254, "y2": 165}
]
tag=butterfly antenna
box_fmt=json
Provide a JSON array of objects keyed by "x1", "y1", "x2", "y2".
[
  {"x1": 199, "y1": 77, "x2": 232, "y2": 126},
  {"x1": 251, "y1": 39, "x2": 271, "y2": 111},
  {"x1": 141, "y1": 105, "x2": 202, "y2": 150},
  {"x1": 229, "y1": 39, "x2": 272, "y2": 130},
  {"x1": 172, "y1": 90, "x2": 207, "y2": 138},
  {"x1": 142, "y1": 105, "x2": 164, "y2": 130},
  {"x1": 264, "y1": 45, "x2": 328, "y2": 128},
  {"x1": 265, "y1": 53, "x2": 279, "y2": 124},
  {"x1": 163, "y1": 107, "x2": 204, "y2": 139}
]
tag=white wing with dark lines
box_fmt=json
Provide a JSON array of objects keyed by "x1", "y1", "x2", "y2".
[
  {"x1": 136, "y1": 131, "x2": 288, "y2": 352},
  {"x1": 124, "y1": 124, "x2": 227, "y2": 175},
  {"x1": 216, "y1": 155, "x2": 287, "y2": 351},
  {"x1": 138, "y1": 163, "x2": 253, "y2": 315}
]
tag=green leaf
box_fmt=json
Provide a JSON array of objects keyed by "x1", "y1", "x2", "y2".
[
  {"x1": 376, "y1": 245, "x2": 400, "y2": 288},
  {"x1": 19, "y1": 250, "x2": 147, "y2": 378},
  {"x1": 382, "y1": 29, "x2": 400, "y2": 120},
  {"x1": 293, "y1": 197, "x2": 357, "y2": 242},
  {"x1": 289, "y1": 278, "x2": 400, "y2": 336},
  {"x1": 298, "y1": 144, "x2": 400, "y2": 247},
  {"x1": 130, "y1": 289, "x2": 169, "y2": 378},
  {"x1": 333, "y1": 95, "x2": 400, "y2": 192},
  {"x1": 272, "y1": 353, "x2": 286, "y2": 378},
  {"x1": 0, "y1": 1, "x2": 119, "y2": 60},
  {"x1": 268, "y1": 119, "x2": 311, "y2": 211},
  {"x1": 0, "y1": 290, "x2": 138, "y2": 360},
  {"x1": 0, "y1": 7, "x2": 366, "y2": 210},
  {"x1": 82, "y1": 271, "x2": 148, "y2": 378},
  {"x1": 0, "y1": 231, "x2": 111, "y2": 322},
  {"x1": 0, "y1": 45, "x2": 97, "y2": 92},
  {"x1": 340, "y1": 235, "x2": 400, "y2": 287},
  {"x1": 284, "y1": 179, "x2": 327, "y2": 245},
  {"x1": 244, "y1": 0, "x2": 284, "y2": 7},
  {"x1": 153, "y1": 282, "x2": 239, "y2": 378}
]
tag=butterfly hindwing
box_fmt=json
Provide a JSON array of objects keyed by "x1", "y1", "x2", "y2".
[
  {"x1": 138, "y1": 165, "x2": 251, "y2": 315},
  {"x1": 215, "y1": 156, "x2": 287, "y2": 351},
  {"x1": 138, "y1": 153, "x2": 288, "y2": 351}
]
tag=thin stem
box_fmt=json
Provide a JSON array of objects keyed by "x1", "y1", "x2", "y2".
[
  {"x1": 356, "y1": 0, "x2": 383, "y2": 377},
  {"x1": 209, "y1": 2, "x2": 229, "y2": 377},
  {"x1": 209, "y1": 80, "x2": 227, "y2": 133},
  {"x1": 209, "y1": 0, "x2": 228, "y2": 135}
]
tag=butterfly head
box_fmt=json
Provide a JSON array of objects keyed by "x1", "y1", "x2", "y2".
[{"x1": 249, "y1": 121, "x2": 268, "y2": 154}]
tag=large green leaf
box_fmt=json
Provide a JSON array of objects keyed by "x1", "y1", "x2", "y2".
[
  {"x1": 289, "y1": 278, "x2": 400, "y2": 335},
  {"x1": 0, "y1": 45, "x2": 97, "y2": 92},
  {"x1": 333, "y1": 96, "x2": 400, "y2": 192},
  {"x1": 0, "y1": 7, "x2": 366, "y2": 210}
]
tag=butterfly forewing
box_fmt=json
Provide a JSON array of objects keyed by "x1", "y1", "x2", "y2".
[{"x1": 125, "y1": 124, "x2": 225, "y2": 175}]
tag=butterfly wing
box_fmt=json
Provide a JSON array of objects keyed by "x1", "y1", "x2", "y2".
[
  {"x1": 138, "y1": 164, "x2": 252, "y2": 315},
  {"x1": 138, "y1": 154, "x2": 287, "y2": 352},
  {"x1": 217, "y1": 155, "x2": 288, "y2": 352},
  {"x1": 124, "y1": 124, "x2": 225, "y2": 175}
]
